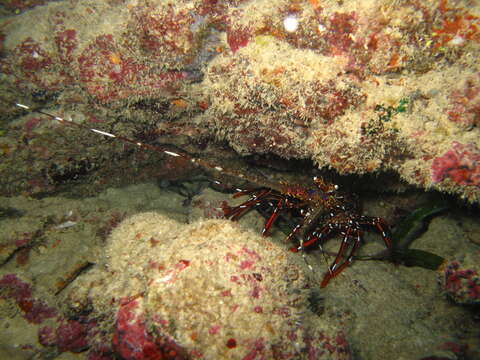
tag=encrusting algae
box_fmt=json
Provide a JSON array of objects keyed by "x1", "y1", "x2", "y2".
[{"x1": 65, "y1": 212, "x2": 351, "y2": 359}]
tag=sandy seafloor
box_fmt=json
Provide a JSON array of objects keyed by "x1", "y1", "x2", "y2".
[{"x1": 0, "y1": 178, "x2": 479, "y2": 359}]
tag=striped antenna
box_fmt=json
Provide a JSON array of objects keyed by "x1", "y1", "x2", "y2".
[{"x1": 6, "y1": 100, "x2": 280, "y2": 191}]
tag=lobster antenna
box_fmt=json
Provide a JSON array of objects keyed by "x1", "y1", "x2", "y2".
[
  {"x1": 5, "y1": 101, "x2": 282, "y2": 190},
  {"x1": 320, "y1": 245, "x2": 333, "y2": 275},
  {"x1": 12, "y1": 102, "x2": 194, "y2": 158}
]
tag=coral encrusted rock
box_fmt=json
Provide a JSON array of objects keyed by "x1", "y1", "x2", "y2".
[{"x1": 66, "y1": 213, "x2": 351, "y2": 359}]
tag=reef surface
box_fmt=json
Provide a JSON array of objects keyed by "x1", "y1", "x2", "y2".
[
  {"x1": 0, "y1": 1, "x2": 479, "y2": 359},
  {"x1": 0, "y1": 0, "x2": 479, "y2": 202}
]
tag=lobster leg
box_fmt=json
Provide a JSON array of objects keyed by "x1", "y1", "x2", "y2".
[
  {"x1": 358, "y1": 216, "x2": 393, "y2": 249},
  {"x1": 289, "y1": 225, "x2": 331, "y2": 252},
  {"x1": 231, "y1": 188, "x2": 267, "y2": 199},
  {"x1": 261, "y1": 198, "x2": 285, "y2": 237},
  {"x1": 285, "y1": 224, "x2": 302, "y2": 245},
  {"x1": 303, "y1": 226, "x2": 332, "y2": 249},
  {"x1": 224, "y1": 189, "x2": 302, "y2": 236},
  {"x1": 374, "y1": 218, "x2": 393, "y2": 249},
  {"x1": 223, "y1": 189, "x2": 272, "y2": 220},
  {"x1": 320, "y1": 228, "x2": 361, "y2": 288}
]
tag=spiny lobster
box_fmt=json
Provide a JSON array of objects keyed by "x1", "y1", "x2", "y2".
[
  {"x1": 6, "y1": 101, "x2": 393, "y2": 287},
  {"x1": 222, "y1": 176, "x2": 393, "y2": 287}
]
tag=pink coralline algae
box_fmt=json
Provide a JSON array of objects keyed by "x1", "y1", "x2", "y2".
[
  {"x1": 38, "y1": 325, "x2": 57, "y2": 347},
  {"x1": 15, "y1": 38, "x2": 53, "y2": 72},
  {"x1": 0, "y1": 25, "x2": 78, "y2": 91},
  {"x1": 77, "y1": 34, "x2": 187, "y2": 103},
  {"x1": 304, "y1": 331, "x2": 351, "y2": 360},
  {"x1": 226, "y1": 23, "x2": 251, "y2": 53},
  {"x1": 323, "y1": 12, "x2": 358, "y2": 56},
  {"x1": 55, "y1": 319, "x2": 92, "y2": 353},
  {"x1": 2, "y1": 0, "x2": 50, "y2": 12},
  {"x1": 54, "y1": 29, "x2": 78, "y2": 66},
  {"x1": 431, "y1": 142, "x2": 480, "y2": 187},
  {"x1": 0, "y1": 4, "x2": 191, "y2": 103},
  {"x1": 112, "y1": 297, "x2": 187, "y2": 360},
  {"x1": 39, "y1": 319, "x2": 96, "y2": 353},
  {"x1": 442, "y1": 261, "x2": 480, "y2": 305},
  {"x1": 0, "y1": 274, "x2": 103, "y2": 355},
  {"x1": 0, "y1": 273, "x2": 57, "y2": 324},
  {"x1": 6, "y1": 37, "x2": 57, "y2": 90},
  {"x1": 132, "y1": 3, "x2": 195, "y2": 60},
  {"x1": 23, "y1": 117, "x2": 44, "y2": 134},
  {"x1": 447, "y1": 74, "x2": 480, "y2": 127}
]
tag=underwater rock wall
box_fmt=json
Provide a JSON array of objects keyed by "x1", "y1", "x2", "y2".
[
  {"x1": 195, "y1": 0, "x2": 480, "y2": 203},
  {"x1": 0, "y1": 0, "x2": 479, "y2": 201}
]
